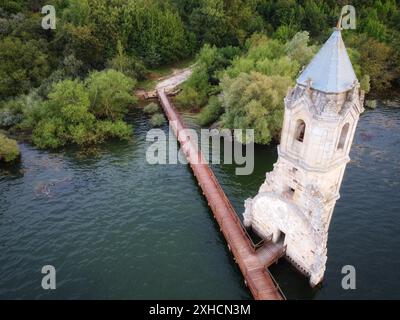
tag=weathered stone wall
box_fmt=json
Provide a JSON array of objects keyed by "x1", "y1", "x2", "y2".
[{"x1": 244, "y1": 83, "x2": 364, "y2": 286}]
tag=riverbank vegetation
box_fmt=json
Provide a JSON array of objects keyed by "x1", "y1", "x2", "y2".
[
  {"x1": 2, "y1": 70, "x2": 135, "y2": 149},
  {"x1": 180, "y1": 31, "x2": 370, "y2": 144},
  {"x1": 144, "y1": 102, "x2": 166, "y2": 127},
  {"x1": 0, "y1": 133, "x2": 20, "y2": 163},
  {"x1": 150, "y1": 114, "x2": 166, "y2": 127},
  {"x1": 0, "y1": 0, "x2": 399, "y2": 149},
  {"x1": 175, "y1": 0, "x2": 400, "y2": 144}
]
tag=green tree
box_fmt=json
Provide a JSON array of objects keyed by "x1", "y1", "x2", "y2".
[
  {"x1": 31, "y1": 76, "x2": 133, "y2": 149},
  {"x1": 177, "y1": 44, "x2": 240, "y2": 109},
  {"x1": 224, "y1": 34, "x2": 301, "y2": 79},
  {"x1": 220, "y1": 72, "x2": 292, "y2": 144},
  {"x1": 150, "y1": 113, "x2": 166, "y2": 127},
  {"x1": 60, "y1": 23, "x2": 105, "y2": 70},
  {"x1": 121, "y1": 0, "x2": 189, "y2": 66},
  {"x1": 348, "y1": 34, "x2": 398, "y2": 94},
  {"x1": 0, "y1": 37, "x2": 50, "y2": 98},
  {"x1": 197, "y1": 95, "x2": 223, "y2": 126},
  {"x1": 85, "y1": 70, "x2": 137, "y2": 120},
  {"x1": 32, "y1": 80, "x2": 95, "y2": 149},
  {"x1": 257, "y1": 0, "x2": 302, "y2": 29},
  {"x1": 189, "y1": 0, "x2": 263, "y2": 48},
  {"x1": 61, "y1": 0, "x2": 90, "y2": 26},
  {"x1": 302, "y1": 0, "x2": 329, "y2": 39},
  {"x1": 189, "y1": 0, "x2": 229, "y2": 47},
  {"x1": 361, "y1": 9, "x2": 388, "y2": 42},
  {"x1": 0, "y1": 133, "x2": 20, "y2": 162},
  {"x1": 143, "y1": 102, "x2": 160, "y2": 114},
  {"x1": 107, "y1": 41, "x2": 147, "y2": 81},
  {"x1": 285, "y1": 31, "x2": 316, "y2": 67}
]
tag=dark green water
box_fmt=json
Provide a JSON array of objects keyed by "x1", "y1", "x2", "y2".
[{"x1": 0, "y1": 103, "x2": 399, "y2": 299}]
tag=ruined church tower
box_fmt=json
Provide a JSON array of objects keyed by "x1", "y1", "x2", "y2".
[{"x1": 243, "y1": 27, "x2": 365, "y2": 286}]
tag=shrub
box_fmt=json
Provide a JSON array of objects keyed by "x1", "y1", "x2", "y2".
[
  {"x1": 360, "y1": 75, "x2": 371, "y2": 94},
  {"x1": 86, "y1": 69, "x2": 137, "y2": 120},
  {"x1": 107, "y1": 41, "x2": 147, "y2": 81},
  {"x1": 220, "y1": 72, "x2": 292, "y2": 145},
  {"x1": 0, "y1": 91, "x2": 41, "y2": 128},
  {"x1": 365, "y1": 100, "x2": 378, "y2": 109},
  {"x1": 177, "y1": 44, "x2": 240, "y2": 110},
  {"x1": 95, "y1": 120, "x2": 132, "y2": 141},
  {"x1": 29, "y1": 76, "x2": 134, "y2": 149},
  {"x1": 285, "y1": 31, "x2": 316, "y2": 67},
  {"x1": 0, "y1": 133, "x2": 20, "y2": 162},
  {"x1": 143, "y1": 102, "x2": 159, "y2": 114},
  {"x1": 33, "y1": 117, "x2": 67, "y2": 149},
  {"x1": 149, "y1": 113, "x2": 165, "y2": 127},
  {"x1": 0, "y1": 36, "x2": 50, "y2": 98},
  {"x1": 176, "y1": 67, "x2": 210, "y2": 109},
  {"x1": 197, "y1": 96, "x2": 223, "y2": 126},
  {"x1": 0, "y1": 108, "x2": 23, "y2": 128}
]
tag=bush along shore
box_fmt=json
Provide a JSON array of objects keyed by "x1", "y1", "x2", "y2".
[
  {"x1": 0, "y1": 133, "x2": 20, "y2": 163},
  {"x1": 0, "y1": 0, "x2": 399, "y2": 153},
  {"x1": 1, "y1": 69, "x2": 136, "y2": 150}
]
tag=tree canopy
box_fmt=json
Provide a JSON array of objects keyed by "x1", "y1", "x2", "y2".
[{"x1": 1, "y1": 0, "x2": 400, "y2": 149}]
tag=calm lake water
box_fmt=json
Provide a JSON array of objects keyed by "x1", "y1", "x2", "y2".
[{"x1": 0, "y1": 102, "x2": 399, "y2": 299}]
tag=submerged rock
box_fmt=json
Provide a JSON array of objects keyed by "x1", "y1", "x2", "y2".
[{"x1": 34, "y1": 177, "x2": 72, "y2": 198}]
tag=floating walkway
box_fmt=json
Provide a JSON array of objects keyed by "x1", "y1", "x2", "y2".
[{"x1": 157, "y1": 89, "x2": 286, "y2": 300}]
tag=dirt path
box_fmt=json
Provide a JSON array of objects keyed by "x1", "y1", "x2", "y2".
[{"x1": 155, "y1": 67, "x2": 193, "y2": 93}]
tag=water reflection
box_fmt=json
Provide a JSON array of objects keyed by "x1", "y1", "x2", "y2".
[{"x1": 0, "y1": 103, "x2": 399, "y2": 299}]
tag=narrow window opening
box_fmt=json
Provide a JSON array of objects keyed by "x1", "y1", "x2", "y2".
[
  {"x1": 295, "y1": 120, "x2": 306, "y2": 143},
  {"x1": 338, "y1": 123, "x2": 350, "y2": 150}
]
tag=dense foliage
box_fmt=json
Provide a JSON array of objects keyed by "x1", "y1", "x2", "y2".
[
  {"x1": 174, "y1": 0, "x2": 400, "y2": 95},
  {"x1": 221, "y1": 72, "x2": 292, "y2": 144},
  {"x1": 176, "y1": 44, "x2": 241, "y2": 109},
  {"x1": 3, "y1": 70, "x2": 135, "y2": 149},
  {"x1": 217, "y1": 32, "x2": 318, "y2": 144},
  {"x1": 0, "y1": 133, "x2": 20, "y2": 162},
  {"x1": 143, "y1": 102, "x2": 165, "y2": 127},
  {"x1": 0, "y1": 0, "x2": 399, "y2": 149},
  {"x1": 29, "y1": 72, "x2": 134, "y2": 149},
  {"x1": 85, "y1": 69, "x2": 137, "y2": 121},
  {"x1": 150, "y1": 113, "x2": 166, "y2": 127},
  {"x1": 0, "y1": 37, "x2": 50, "y2": 98},
  {"x1": 176, "y1": 1, "x2": 400, "y2": 144},
  {"x1": 143, "y1": 103, "x2": 160, "y2": 115}
]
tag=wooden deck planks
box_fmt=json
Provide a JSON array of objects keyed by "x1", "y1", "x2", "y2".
[{"x1": 157, "y1": 89, "x2": 285, "y2": 300}]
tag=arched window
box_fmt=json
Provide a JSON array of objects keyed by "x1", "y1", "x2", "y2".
[
  {"x1": 295, "y1": 120, "x2": 306, "y2": 143},
  {"x1": 337, "y1": 123, "x2": 350, "y2": 150}
]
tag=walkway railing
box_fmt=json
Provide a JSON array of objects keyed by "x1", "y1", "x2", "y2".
[
  {"x1": 157, "y1": 88, "x2": 285, "y2": 300},
  {"x1": 267, "y1": 268, "x2": 287, "y2": 300}
]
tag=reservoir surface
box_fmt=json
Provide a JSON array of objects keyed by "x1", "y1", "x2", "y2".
[{"x1": 0, "y1": 102, "x2": 399, "y2": 299}]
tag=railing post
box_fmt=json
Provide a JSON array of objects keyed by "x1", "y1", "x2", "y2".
[{"x1": 156, "y1": 88, "x2": 285, "y2": 301}]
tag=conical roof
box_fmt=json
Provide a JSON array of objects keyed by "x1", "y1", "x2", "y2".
[{"x1": 297, "y1": 29, "x2": 358, "y2": 93}]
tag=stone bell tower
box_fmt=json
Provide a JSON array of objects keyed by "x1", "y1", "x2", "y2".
[{"x1": 243, "y1": 27, "x2": 365, "y2": 286}]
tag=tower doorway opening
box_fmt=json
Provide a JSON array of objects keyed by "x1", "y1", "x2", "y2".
[
  {"x1": 277, "y1": 231, "x2": 286, "y2": 244},
  {"x1": 273, "y1": 230, "x2": 286, "y2": 244}
]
